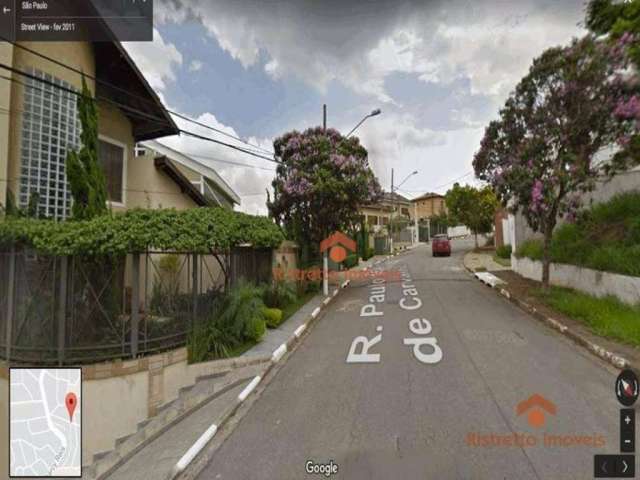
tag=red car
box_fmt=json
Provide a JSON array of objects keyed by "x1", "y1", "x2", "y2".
[{"x1": 431, "y1": 234, "x2": 451, "y2": 257}]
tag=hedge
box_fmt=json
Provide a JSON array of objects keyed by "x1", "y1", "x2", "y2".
[{"x1": 0, "y1": 207, "x2": 284, "y2": 256}]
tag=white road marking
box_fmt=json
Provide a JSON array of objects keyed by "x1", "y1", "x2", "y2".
[{"x1": 238, "y1": 376, "x2": 262, "y2": 402}]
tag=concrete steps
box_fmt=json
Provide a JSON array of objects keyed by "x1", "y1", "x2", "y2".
[{"x1": 83, "y1": 361, "x2": 268, "y2": 479}]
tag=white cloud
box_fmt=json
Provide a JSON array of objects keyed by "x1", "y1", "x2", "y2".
[
  {"x1": 155, "y1": 0, "x2": 585, "y2": 105},
  {"x1": 188, "y1": 60, "x2": 203, "y2": 72},
  {"x1": 123, "y1": 28, "x2": 183, "y2": 92}
]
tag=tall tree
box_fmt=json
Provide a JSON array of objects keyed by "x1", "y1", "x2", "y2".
[
  {"x1": 268, "y1": 127, "x2": 381, "y2": 263},
  {"x1": 587, "y1": 0, "x2": 640, "y2": 168},
  {"x1": 473, "y1": 36, "x2": 638, "y2": 288},
  {"x1": 66, "y1": 76, "x2": 108, "y2": 220},
  {"x1": 445, "y1": 183, "x2": 497, "y2": 248}
]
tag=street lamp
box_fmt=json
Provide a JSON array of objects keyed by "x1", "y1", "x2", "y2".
[
  {"x1": 346, "y1": 108, "x2": 382, "y2": 138},
  {"x1": 390, "y1": 169, "x2": 418, "y2": 252}
]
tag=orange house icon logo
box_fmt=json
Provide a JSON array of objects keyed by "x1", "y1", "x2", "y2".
[
  {"x1": 517, "y1": 394, "x2": 557, "y2": 428},
  {"x1": 320, "y1": 232, "x2": 356, "y2": 263}
]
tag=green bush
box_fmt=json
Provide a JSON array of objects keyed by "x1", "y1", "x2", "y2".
[
  {"x1": 344, "y1": 253, "x2": 359, "y2": 269},
  {"x1": 217, "y1": 281, "x2": 267, "y2": 343},
  {"x1": 516, "y1": 239, "x2": 544, "y2": 260},
  {"x1": 495, "y1": 245, "x2": 512, "y2": 259},
  {"x1": 262, "y1": 281, "x2": 297, "y2": 309},
  {"x1": 516, "y1": 192, "x2": 640, "y2": 276},
  {"x1": 263, "y1": 307, "x2": 284, "y2": 328},
  {"x1": 188, "y1": 321, "x2": 234, "y2": 363}
]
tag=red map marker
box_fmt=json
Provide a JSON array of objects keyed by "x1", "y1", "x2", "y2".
[{"x1": 65, "y1": 393, "x2": 77, "y2": 422}]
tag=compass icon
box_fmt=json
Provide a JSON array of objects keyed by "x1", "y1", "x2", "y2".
[{"x1": 616, "y1": 369, "x2": 639, "y2": 407}]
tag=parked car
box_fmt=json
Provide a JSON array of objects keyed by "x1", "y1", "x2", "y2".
[{"x1": 432, "y1": 234, "x2": 451, "y2": 257}]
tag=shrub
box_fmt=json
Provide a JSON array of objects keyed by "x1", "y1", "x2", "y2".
[
  {"x1": 263, "y1": 307, "x2": 284, "y2": 328},
  {"x1": 495, "y1": 245, "x2": 512, "y2": 259},
  {"x1": 516, "y1": 239, "x2": 544, "y2": 260},
  {"x1": 217, "y1": 281, "x2": 267, "y2": 343},
  {"x1": 344, "y1": 253, "x2": 359, "y2": 269},
  {"x1": 262, "y1": 281, "x2": 297, "y2": 309},
  {"x1": 187, "y1": 321, "x2": 234, "y2": 363}
]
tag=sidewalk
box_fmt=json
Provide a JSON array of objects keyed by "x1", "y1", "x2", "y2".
[
  {"x1": 463, "y1": 250, "x2": 510, "y2": 272},
  {"x1": 463, "y1": 250, "x2": 640, "y2": 373},
  {"x1": 99, "y1": 279, "x2": 348, "y2": 480}
]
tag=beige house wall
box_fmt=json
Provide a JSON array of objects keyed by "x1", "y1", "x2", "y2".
[
  {"x1": 0, "y1": 43, "x2": 13, "y2": 209},
  {"x1": 412, "y1": 196, "x2": 447, "y2": 220},
  {"x1": 5, "y1": 42, "x2": 96, "y2": 208},
  {"x1": 125, "y1": 153, "x2": 199, "y2": 211}
]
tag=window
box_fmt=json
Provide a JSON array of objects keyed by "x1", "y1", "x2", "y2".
[
  {"x1": 98, "y1": 139, "x2": 125, "y2": 204},
  {"x1": 19, "y1": 68, "x2": 80, "y2": 219}
]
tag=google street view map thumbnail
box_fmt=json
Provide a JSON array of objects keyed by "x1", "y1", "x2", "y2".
[{"x1": 10, "y1": 368, "x2": 82, "y2": 477}]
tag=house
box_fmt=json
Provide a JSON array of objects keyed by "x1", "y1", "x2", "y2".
[
  {"x1": 0, "y1": 39, "x2": 198, "y2": 218},
  {"x1": 411, "y1": 192, "x2": 447, "y2": 221},
  {"x1": 134, "y1": 140, "x2": 241, "y2": 211},
  {"x1": 360, "y1": 191, "x2": 411, "y2": 231}
]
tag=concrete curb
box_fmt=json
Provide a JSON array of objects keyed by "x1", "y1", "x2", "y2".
[
  {"x1": 169, "y1": 282, "x2": 348, "y2": 479},
  {"x1": 464, "y1": 260, "x2": 634, "y2": 372}
]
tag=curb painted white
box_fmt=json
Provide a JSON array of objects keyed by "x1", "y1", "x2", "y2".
[
  {"x1": 238, "y1": 376, "x2": 261, "y2": 402},
  {"x1": 271, "y1": 344, "x2": 287, "y2": 363},
  {"x1": 169, "y1": 283, "x2": 349, "y2": 479},
  {"x1": 474, "y1": 272, "x2": 505, "y2": 288},
  {"x1": 293, "y1": 324, "x2": 307, "y2": 338},
  {"x1": 170, "y1": 423, "x2": 218, "y2": 479}
]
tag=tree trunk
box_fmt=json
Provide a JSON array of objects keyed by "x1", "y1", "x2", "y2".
[
  {"x1": 474, "y1": 232, "x2": 478, "y2": 249},
  {"x1": 541, "y1": 231, "x2": 552, "y2": 291}
]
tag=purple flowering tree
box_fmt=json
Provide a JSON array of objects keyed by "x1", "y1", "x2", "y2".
[
  {"x1": 268, "y1": 126, "x2": 381, "y2": 262},
  {"x1": 473, "y1": 35, "x2": 638, "y2": 288}
]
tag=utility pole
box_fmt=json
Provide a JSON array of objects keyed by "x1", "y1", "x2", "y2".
[
  {"x1": 322, "y1": 104, "x2": 329, "y2": 296},
  {"x1": 413, "y1": 202, "x2": 418, "y2": 244},
  {"x1": 389, "y1": 168, "x2": 394, "y2": 254}
]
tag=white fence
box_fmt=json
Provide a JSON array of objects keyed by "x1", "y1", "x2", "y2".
[{"x1": 512, "y1": 256, "x2": 640, "y2": 306}]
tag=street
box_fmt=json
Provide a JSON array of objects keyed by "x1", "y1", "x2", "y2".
[{"x1": 197, "y1": 239, "x2": 620, "y2": 480}]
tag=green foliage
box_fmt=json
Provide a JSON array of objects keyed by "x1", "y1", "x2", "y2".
[
  {"x1": 516, "y1": 192, "x2": 640, "y2": 276},
  {"x1": 536, "y1": 286, "x2": 640, "y2": 346},
  {"x1": 217, "y1": 281, "x2": 267, "y2": 342},
  {"x1": 65, "y1": 76, "x2": 108, "y2": 220},
  {"x1": 445, "y1": 184, "x2": 498, "y2": 236},
  {"x1": 363, "y1": 247, "x2": 375, "y2": 261},
  {"x1": 344, "y1": 253, "x2": 359, "y2": 269},
  {"x1": 188, "y1": 321, "x2": 234, "y2": 363},
  {"x1": 587, "y1": 0, "x2": 640, "y2": 67},
  {"x1": 262, "y1": 281, "x2": 297, "y2": 309},
  {"x1": 496, "y1": 244, "x2": 512, "y2": 259},
  {"x1": 1, "y1": 190, "x2": 40, "y2": 218},
  {"x1": 262, "y1": 307, "x2": 284, "y2": 328},
  {"x1": 268, "y1": 127, "x2": 382, "y2": 256},
  {"x1": 516, "y1": 239, "x2": 544, "y2": 260},
  {"x1": 0, "y1": 207, "x2": 284, "y2": 256}
]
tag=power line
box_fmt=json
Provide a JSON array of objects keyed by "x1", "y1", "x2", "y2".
[
  {"x1": 398, "y1": 171, "x2": 475, "y2": 194},
  {"x1": 0, "y1": 35, "x2": 275, "y2": 156},
  {"x1": 0, "y1": 64, "x2": 279, "y2": 164}
]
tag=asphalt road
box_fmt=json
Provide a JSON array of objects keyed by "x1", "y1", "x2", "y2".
[{"x1": 197, "y1": 239, "x2": 622, "y2": 480}]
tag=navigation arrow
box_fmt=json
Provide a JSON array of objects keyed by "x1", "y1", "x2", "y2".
[{"x1": 622, "y1": 460, "x2": 628, "y2": 473}]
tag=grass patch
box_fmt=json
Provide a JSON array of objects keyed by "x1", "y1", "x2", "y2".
[
  {"x1": 516, "y1": 191, "x2": 640, "y2": 276},
  {"x1": 281, "y1": 290, "x2": 317, "y2": 323},
  {"x1": 535, "y1": 286, "x2": 640, "y2": 347}
]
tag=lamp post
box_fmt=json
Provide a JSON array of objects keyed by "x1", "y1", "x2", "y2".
[
  {"x1": 346, "y1": 109, "x2": 382, "y2": 138},
  {"x1": 321, "y1": 106, "x2": 382, "y2": 296},
  {"x1": 389, "y1": 170, "x2": 418, "y2": 253}
]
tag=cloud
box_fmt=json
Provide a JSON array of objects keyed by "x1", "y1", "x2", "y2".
[
  {"x1": 188, "y1": 60, "x2": 203, "y2": 72},
  {"x1": 123, "y1": 28, "x2": 183, "y2": 91},
  {"x1": 155, "y1": 0, "x2": 585, "y2": 105}
]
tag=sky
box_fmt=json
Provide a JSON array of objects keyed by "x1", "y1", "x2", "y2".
[{"x1": 124, "y1": 0, "x2": 587, "y2": 215}]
